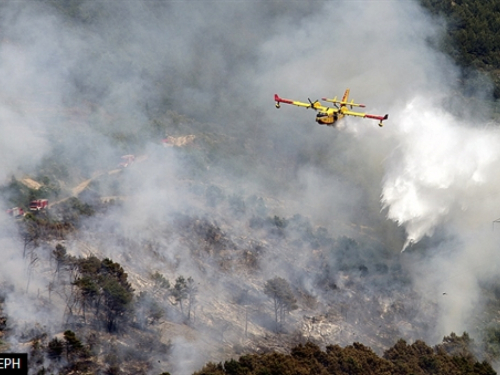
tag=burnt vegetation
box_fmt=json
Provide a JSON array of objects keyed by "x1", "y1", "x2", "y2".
[
  {"x1": 2, "y1": 1, "x2": 500, "y2": 374},
  {"x1": 13, "y1": 243, "x2": 193, "y2": 374},
  {"x1": 6, "y1": 171, "x2": 499, "y2": 374},
  {"x1": 5, "y1": 167, "x2": 500, "y2": 373}
]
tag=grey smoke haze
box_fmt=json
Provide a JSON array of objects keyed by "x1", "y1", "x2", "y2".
[{"x1": 0, "y1": 0, "x2": 500, "y2": 373}]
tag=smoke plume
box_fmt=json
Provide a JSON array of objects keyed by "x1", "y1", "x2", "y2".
[{"x1": 0, "y1": 0, "x2": 500, "y2": 373}]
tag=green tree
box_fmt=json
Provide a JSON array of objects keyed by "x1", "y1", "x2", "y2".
[
  {"x1": 171, "y1": 276, "x2": 188, "y2": 315},
  {"x1": 263, "y1": 277, "x2": 298, "y2": 332},
  {"x1": 47, "y1": 338, "x2": 64, "y2": 361},
  {"x1": 72, "y1": 256, "x2": 134, "y2": 332},
  {"x1": 419, "y1": 0, "x2": 500, "y2": 98},
  {"x1": 194, "y1": 339, "x2": 496, "y2": 375},
  {"x1": 151, "y1": 271, "x2": 170, "y2": 291},
  {"x1": 63, "y1": 330, "x2": 88, "y2": 361},
  {"x1": 438, "y1": 331, "x2": 475, "y2": 357},
  {"x1": 53, "y1": 243, "x2": 68, "y2": 275},
  {"x1": 171, "y1": 276, "x2": 197, "y2": 321},
  {"x1": 102, "y1": 279, "x2": 129, "y2": 331}
]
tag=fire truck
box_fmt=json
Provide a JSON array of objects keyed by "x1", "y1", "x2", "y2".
[
  {"x1": 29, "y1": 199, "x2": 48, "y2": 211},
  {"x1": 6, "y1": 207, "x2": 24, "y2": 217}
]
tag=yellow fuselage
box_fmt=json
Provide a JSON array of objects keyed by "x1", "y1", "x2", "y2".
[{"x1": 315, "y1": 108, "x2": 345, "y2": 126}]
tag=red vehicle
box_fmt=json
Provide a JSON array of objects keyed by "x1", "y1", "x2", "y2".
[
  {"x1": 6, "y1": 207, "x2": 24, "y2": 217},
  {"x1": 29, "y1": 199, "x2": 48, "y2": 211}
]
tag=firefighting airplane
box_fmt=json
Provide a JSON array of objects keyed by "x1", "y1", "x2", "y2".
[{"x1": 274, "y1": 89, "x2": 388, "y2": 127}]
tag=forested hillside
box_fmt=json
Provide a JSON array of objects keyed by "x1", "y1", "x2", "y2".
[
  {"x1": 1, "y1": 1, "x2": 500, "y2": 374},
  {"x1": 195, "y1": 338, "x2": 495, "y2": 375},
  {"x1": 420, "y1": 0, "x2": 500, "y2": 98}
]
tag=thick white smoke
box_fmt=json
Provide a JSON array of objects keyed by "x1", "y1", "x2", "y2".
[
  {"x1": 382, "y1": 96, "x2": 500, "y2": 250},
  {"x1": 1, "y1": 0, "x2": 500, "y2": 370},
  {"x1": 255, "y1": 0, "x2": 500, "y2": 341}
]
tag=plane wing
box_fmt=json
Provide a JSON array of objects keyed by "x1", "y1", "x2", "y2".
[
  {"x1": 344, "y1": 109, "x2": 389, "y2": 125},
  {"x1": 343, "y1": 109, "x2": 368, "y2": 118},
  {"x1": 275, "y1": 94, "x2": 329, "y2": 112},
  {"x1": 274, "y1": 94, "x2": 311, "y2": 108},
  {"x1": 344, "y1": 109, "x2": 387, "y2": 120},
  {"x1": 276, "y1": 90, "x2": 387, "y2": 127}
]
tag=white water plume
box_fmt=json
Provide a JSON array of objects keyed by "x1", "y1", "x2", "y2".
[
  {"x1": 381, "y1": 96, "x2": 500, "y2": 250},
  {"x1": 3, "y1": 0, "x2": 500, "y2": 370}
]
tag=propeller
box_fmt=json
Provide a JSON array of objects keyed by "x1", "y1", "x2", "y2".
[{"x1": 308, "y1": 98, "x2": 319, "y2": 109}]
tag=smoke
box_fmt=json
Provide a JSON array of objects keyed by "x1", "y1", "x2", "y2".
[
  {"x1": 381, "y1": 97, "x2": 500, "y2": 250},
  {"x1": 1, "y1": 0, "x2": 500, "y2": 372},
  {"x1": 252, "y1": 0, "x2": 500, "y2": 345},
  {"x1": 250, "y1": 0, "x2": 500, "y2": 348}
]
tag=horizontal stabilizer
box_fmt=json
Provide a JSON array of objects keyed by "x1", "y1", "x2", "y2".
[{"x1": 322, "y1": 97, "x2": 366, "y2": 108}]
